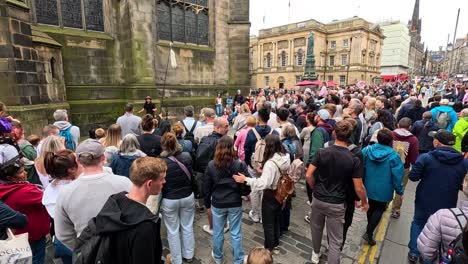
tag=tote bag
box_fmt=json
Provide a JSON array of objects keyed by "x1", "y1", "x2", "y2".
[{"x1": 0, "y1": 229, "x2": 32, "y2": 264}]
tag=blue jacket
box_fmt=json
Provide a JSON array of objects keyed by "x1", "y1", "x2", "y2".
[
  {"x1": 409, "y1": 146, "x2": 468, "y2": 215},
  {"x1": 430, "y1": 106, "x2": 458, "y2": 132},
  {"x1": 362, "y1": 143, "x2": 405, "y2": 202},
  {"x1": 411, "y1": 119, "x2": 439, "y2": 152},
  {"x1": 110, "y1": 154, "x2": 139, "y2": 177},
  {"x1": 243, "y1": 125, "x2": 278, "y2": 167}
]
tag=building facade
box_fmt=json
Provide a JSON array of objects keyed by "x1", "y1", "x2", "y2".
[
  {"x1": 379, "y1": 21, "x2": 410, "y2": 75},
  {"x1": 250, "y1": 17, "x2": 384, "y2": 89},
  {"x1": 443, "y1": 35, "x2": 468, "y2": 76},
  {"x1": 407, "y1": 0, "x2": 425, "y2": 77},
  {"x1": 0, "y1": 0, "x2": 250, "y2": 134}
]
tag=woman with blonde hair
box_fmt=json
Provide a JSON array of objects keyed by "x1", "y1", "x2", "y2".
[
  {"x1": 233, "y1": 103, "x2": 252, "y2": 140},
  {"x1": 99, "y1": 124, "x2": 122, "y2": 164},
  {"x1": 35, "y1": 136, "x2": 65, "y2": 187}
]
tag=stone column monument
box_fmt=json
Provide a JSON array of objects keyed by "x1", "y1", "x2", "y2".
[{"x1": 302, "y1": 32, "x2": 318, "y2": 81}]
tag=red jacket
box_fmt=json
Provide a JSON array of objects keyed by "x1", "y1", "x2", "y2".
[{"x1": 0, "y1": 182, "x2": 50, "y2": 241}]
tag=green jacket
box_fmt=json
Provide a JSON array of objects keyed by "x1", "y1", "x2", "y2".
[
  {"x1": 453, "y1": 117, "x2": 468, "y2": 152},
  {"x1": 19, "y1": 141, "x2": 41, "y2": 185}
]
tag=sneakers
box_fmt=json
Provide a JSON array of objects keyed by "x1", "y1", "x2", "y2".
[
  {"x1": 311, "y1": 251, "x2": 321, "y2": 264},
  {"x1": 272, "y1": 247, "x2": 280, "y2": 255},
  {"x1": 362, "y1": 233, "x2": 376, "y2": 246},
  {"x1": 304, "y1": 215, "x2": 311, "y2": 224},
  {"x1": 407, "y1": 253, "x2": 419, "y2": 263},
  {"x1": 391, "y1": 211, "x2": 400, "y2": 219},
  {"x1": 224, "y1": 223, "x2": 230, "y2": 233},
  {"x1": 182, "y1": 257, "x2": 193, "y2": 263},
  {"x1": 307, "y1": 200, "x2": 311, "y2": 206},
  {"x1": 211, "y1": 251, "x2": 222, "y2": 264},
  {"x1": 203, "y1": 225, "x2": 213, "y2": 236},
  {"x1": 249, "y1": 210, "x2": 260, "y2": 223}
]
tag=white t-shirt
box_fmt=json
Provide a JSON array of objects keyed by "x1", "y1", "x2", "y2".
[
  {"x1": 35, "y1": 164, "x2": 51, "y2": 188},
  {"x1": 42, "y1": 179, "x2": 72, "y2": 218}
]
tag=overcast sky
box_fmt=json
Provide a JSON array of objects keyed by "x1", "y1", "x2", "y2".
[{"x1": 249, "y1": 0, "x2": 468, "y2": 51}]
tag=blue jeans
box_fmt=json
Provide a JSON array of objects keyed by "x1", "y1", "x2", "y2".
[
  {"x1": 161, "y1": 194, "x2": 195, "y2": 264},
  {"x1": 215, "y1": 104, "x2": 222, "y2": 116},
  {"x1": 212, "y1": 206, "x2": 244, "y2": 264},
  {"x1": 408, "y1": 206, "x2": 431, "y2": 262},
  {"x1": 31, "y1": 237, "x2": 46, "y2": 264},
  {"x1": 54, "y1": 238, "x2": 72, "y2": 264}
]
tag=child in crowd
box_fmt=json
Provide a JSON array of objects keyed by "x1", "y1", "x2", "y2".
[
  {"x1": 246, "y1": 247, "x2": 273, "y2": 264},
  {"x1": 94, "y1": 128, "x2": 106, "y2": 140}
]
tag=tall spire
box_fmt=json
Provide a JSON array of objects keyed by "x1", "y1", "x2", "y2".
[{"x1": 410, "y1": 0, "x2": 420, "y2": 32}]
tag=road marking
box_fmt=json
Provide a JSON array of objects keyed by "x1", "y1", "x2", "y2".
[
  {"x1": 358, "y1": 244, "x2": 370, "y2": 264},
  {"x1": 369, "y1": 213, "x2": 389, "y2": 263}
]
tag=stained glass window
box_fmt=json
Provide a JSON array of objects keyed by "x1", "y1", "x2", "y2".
[
  {"x1": 157, "y1": 0, "x2": 210, "y2": 45},
  {"x1": 34, "y1": 0, "x2": 104, "y2": 31},
  {"x1": 61, "y1": 0, "x2": 83, "y2": 28},
  {"x1": 36, "y1": 0, "x2": 59, "y2": 25}
]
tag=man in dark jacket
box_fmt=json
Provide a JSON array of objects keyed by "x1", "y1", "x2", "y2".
[
  {"x1": 407, "y1": 130, "x2": 468, "y2": 263},
  {"x1": 410, "y1": 111, "x2": 439, "y2": 154},
  {"x1": 294, "y1": 102, "x2": 308, "y2": 132},
  {"x1": 75, "y1": 157, "x2": 167, "y2": 264}
]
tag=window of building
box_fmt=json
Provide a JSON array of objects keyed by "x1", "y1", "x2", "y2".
[
  {"x1": 295, "y1": 75, "x2": 302, "y2": 83},
  {"x1": 281, "y1": 51, "x2": 287, "y2": 67},
  {"x1": 369, "y1": 56, "x2": 374, "y2": 66},
  {"x1": 265, "y1": 76, "x2": 270, "y2": 87},
  {"x1": 330, "y1": 41, "x2": 336, "y2": 49},
  {"x1": 343, "y1": 39, "x2": 349, "y2": 48},
  {"x1": 341, "y1": 54, "x2": 347, "y2": 65},
  {"x1": 157, "y1": 0, "x2": 209, "y2": 45},
  {"x1": 320, "y1": 54, "x2": 325, "y2": 67},
  {"x1": 50, "y1": 57, "x2": 57, "y2": 79},
  {"x1": 328, "y1": 75, "x2": 334, "y2": 81},
  {"x1": 329, "y1": 55, "x2": 335, "y2": 66},
  {"x1": 266, "y1": 53, "x2": 271, "y2": 68},
  {"x1": 35, "y1": 0, "x2": 104, "y2": 31},
  {"x1": 339, "y1": 75, "x2": 346, "y2": 85},
  {"x1": 370, "y1": 40, "x2": 377, "y2": 51},
  {"x1": 297, "y1": 49, "x2": 303, "y2": 66}
]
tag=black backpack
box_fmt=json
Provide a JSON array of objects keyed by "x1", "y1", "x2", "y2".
[
  {"x1": 183, "y1": 121, "x2": 197, "y2": 145},
  {"x1": 440, "y1": 208, "x2": 468, "y2": 264},
  {"x1": 73, "y1": 219, "x2": 112, "y2": 264},
  {"x1": 194, "y1": 133, "x2": 219, "y2": 172}
]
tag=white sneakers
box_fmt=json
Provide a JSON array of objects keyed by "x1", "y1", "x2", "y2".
[
  {"x1": 211, "y1": 251, "x2": 223, "y2": 264},
  {"x1": 311, "y1": 251, "x2": 321, "y2": 264},
  {"x1": 248, "y1": 210, "x2": 260, "y2": 223},
  {"x1": 202, "y1": 224, "x2": 230, "y2": 236}
]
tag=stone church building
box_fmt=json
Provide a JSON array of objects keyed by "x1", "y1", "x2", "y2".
[{"x1": 0, "y1": 0, "x2": 250, "y2": 134}]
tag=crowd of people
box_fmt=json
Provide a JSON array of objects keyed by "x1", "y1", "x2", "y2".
[{"x1": 0, "y1": 79, "x2": 467, "y2": 264}]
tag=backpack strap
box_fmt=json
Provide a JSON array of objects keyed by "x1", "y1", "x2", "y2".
[
  {"x1": 252, "y1": 127, "x2": 261, "y2": 141},
  {"x1": 449, "y1": 208, "x2": 468, "y2": 231},
  {"x1": 189, "y1": 121, "x2": 197, "y2": 133},
  {"x1": 167, "y1": 156, "x2": 191, "y2": 181},
  {"x1": 270, "y1": 160, "x2": 284, "y2": 175},
  {"x1": 348, "y1": 144, "x2": 358, "y2": 152}
]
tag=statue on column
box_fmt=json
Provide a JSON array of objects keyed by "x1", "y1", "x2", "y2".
[{"x1": 303, "y1": 32, "x2": 318, "y2": 81}]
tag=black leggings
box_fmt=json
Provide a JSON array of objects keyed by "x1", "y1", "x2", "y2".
[
  {"x1": 366, "y1": 199, "x2": 388, "y2": 237},
  {"x1": 262, "y1": 190, "x2": 281, "y2": 251}
]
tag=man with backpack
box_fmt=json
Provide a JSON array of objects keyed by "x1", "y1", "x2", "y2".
[
  {"x1": 74, "y1": 157, "x2": 167, "y2": 264},
  {"x1": 305, "y1": 120, "x2": 368, "y2": 264},
  {"x1": 430, "y1": 99, "x2": 457, "y2": 132},
  {"x1": 54, "y1": 139, "x2": 132, "y2": 250},
  {"x1": 244, "y1": 107, "x2": 278, "y2": 223},
  {"x1": 181, "y1": 105, "x2": 198, "y2": 145},
  {"x1": 53, "y1": 109, "x2": 80, "y2": 151},
  {"x1": 391, "y1": 117, "x2": 419, "y2": 219},
  {"x1": 407, "y1": 130, "x2": 467, "y2": 263},
  {"x1": 194, "y1": 108, "x2": 216, "y2": 144},
  {"x1": 194, "y1": 118, "x2": 229, "y2": 233}
]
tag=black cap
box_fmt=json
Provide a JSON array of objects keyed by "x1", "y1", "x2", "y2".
[{"x1": 428, "y1": 129, "x2": 455, "y2": 146}]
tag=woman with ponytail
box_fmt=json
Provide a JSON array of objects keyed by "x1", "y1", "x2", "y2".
[{"x1": 42, "y1": 149, "x2": 81, "y2": 264}]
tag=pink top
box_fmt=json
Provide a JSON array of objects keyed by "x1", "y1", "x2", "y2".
[
  {"x1": 234, "y1": 127, "x2": 251, "y2": 161},
  {"x1": 463, "y1": 93, "x2": 468, "y2": 104},
  {"x1": 319, "y1": 86, "x2": 328, "y2": 97}
]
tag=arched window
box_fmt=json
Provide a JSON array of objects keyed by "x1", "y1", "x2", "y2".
[
  {"x1": 297, "y1": 49, "x2": 303, "y2": 66},
  {"x1": 266, "y1": 52, "x2": 271, "y2": 68},
  {"x1": 50, "y1": 57, "x2": 57, "y2": 79},
  {"x1": 281, "y1": 51, "x2": 287, "y2": 67}
]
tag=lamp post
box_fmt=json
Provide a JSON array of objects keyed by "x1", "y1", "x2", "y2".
[{"x1": 346, "y1": 37, "x2": 353, "y2": 85}]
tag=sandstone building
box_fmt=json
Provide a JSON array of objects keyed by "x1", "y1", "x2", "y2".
[
  {"x1": 249, "y1": 17, "x2": 384, "y2": 89},
  {"x1": 0, "y1": 0, "x2": 250, "y2": 134}
]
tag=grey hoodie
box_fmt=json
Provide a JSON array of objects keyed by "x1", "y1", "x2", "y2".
[
  {"x1": 53, "y1": 121, "x2": 80, "y2": 146},
  {"x1": 246, "y1": 153, "x2": 290, "y2": 191}
]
